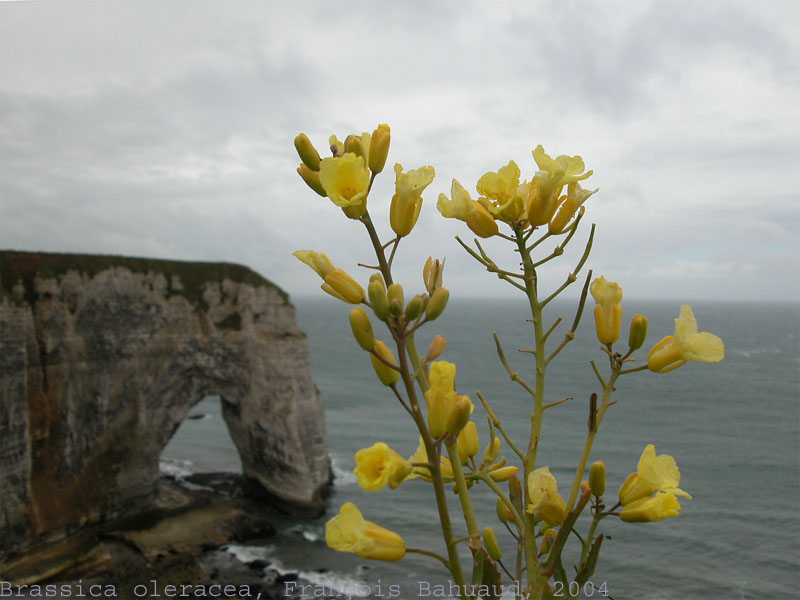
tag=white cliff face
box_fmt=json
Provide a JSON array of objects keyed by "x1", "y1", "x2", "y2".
[{"x1": 0, "y1": 252, "x2": 331, "y2": 562}]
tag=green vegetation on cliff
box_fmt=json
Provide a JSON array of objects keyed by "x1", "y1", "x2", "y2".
[{"x1": 0, "y1": 251, "x2": 289, "y2": 309}]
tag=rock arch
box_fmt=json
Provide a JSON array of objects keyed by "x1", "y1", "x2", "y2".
[{"x1": 0, "y1": 252, "x2": 330, "y2": 563}]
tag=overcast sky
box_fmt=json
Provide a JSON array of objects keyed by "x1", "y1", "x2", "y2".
[{"x1": 1, "y1": 0, "x2": 798, "y2": 303}]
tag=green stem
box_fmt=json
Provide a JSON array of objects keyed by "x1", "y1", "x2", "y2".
[
  {"x1": 477, "y1": 392, "x2": 526, "y2": 462},
  {"x1": 361, "y1": 209, "x2": 466, "y2": 590},
  {"x1": 477, "y1": 472, "x2": 525, "y2": 535},
  {"x1": 515, "y1": 225, "x2": 545, "y2": 594},
  {"x1": 565, "y1": 371, "x2": 619, "y2": 513},
  {"x1": 407, "y1": 547, "x2": 451, "y2": 570},
  {"x1": 446, "y1": 440, "x2": 482, "y2": 548},
  {"x1": 360, "y1": 211, "x2": 393, "y2": 286}
]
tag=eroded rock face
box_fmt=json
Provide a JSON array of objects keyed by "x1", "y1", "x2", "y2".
[{"x1": 0, "y1": 251, "x2": 331, "y2": 562}]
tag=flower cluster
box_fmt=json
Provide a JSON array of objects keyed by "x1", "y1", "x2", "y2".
[{"x1": 291, "y1": 124, "x2": 725, "y2": 597}]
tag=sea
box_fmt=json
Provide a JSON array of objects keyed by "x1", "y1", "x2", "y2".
[{"x1": 162, "y1": 297, "x2": 800, "y2": 600}]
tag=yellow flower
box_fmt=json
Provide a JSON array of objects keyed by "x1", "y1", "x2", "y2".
[
  {"x1": 293, "y1": 250, "x2": 365, "y2": 304},
  {"x1": 619, "y1": 492, "x2": 682, "y2": 523},
  {"x1": 325, "y1": 503, "x2": 406, "y2": 561},
  {"x1": 437, "y1": 179, "x2": 498, "y2": 238},
  {"x1": 354, "y1": 442, "x2": 412, "y2": 491},
  {"x1": 405, "y1": 437, "x2": 454, "y2": 482},
  {"x1": 548, "y1": 182, "x2": 598, "y2": 234},
  {"x1": 424, "y1": 361, "x2": 472, "y2": 438},
  {"x1": 590, "y1": 276, "x2": 623, "y2": 345},
  {"x1": 618, "y1": 444, "x2": 692, "y2": 506},
  {"x1": 647, "y1": 305, "x2": 725, "y2": 373},
  {"x1": 477, "y1": 161, "x2": 525, "y2": 223},
  {"x1": 526, "y1": 466, "x2": 567, "y2": 526},
  {"x1": 527, "y1": 145, "x2": 593, "y2": 227},
  {"x1": 318, "y1": 153, "x2": 370, "y2": 219},
  {"x1": 390, "y1": 163, "x2": 436, "y2": 237}
]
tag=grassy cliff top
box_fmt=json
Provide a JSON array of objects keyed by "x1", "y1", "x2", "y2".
[{"x1": 0, "y1": 250, "x2": 289, "y2": 308}]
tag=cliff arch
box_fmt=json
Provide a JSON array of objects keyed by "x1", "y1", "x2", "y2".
[{"x1": 0, "y1": 252, "x2": 331, "y2": 563}]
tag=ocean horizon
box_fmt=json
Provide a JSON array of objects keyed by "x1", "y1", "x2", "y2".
[{"x1": 163, "y1": 297, "x2": 800, "y2": 599}]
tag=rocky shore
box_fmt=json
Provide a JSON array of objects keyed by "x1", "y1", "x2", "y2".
[{"x1": 0, "y1": 474, "x2": 333, "y2": 600}]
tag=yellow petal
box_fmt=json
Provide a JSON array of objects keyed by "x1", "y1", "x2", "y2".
[
  {"x1": 354, "y1": 442, "x2": 412, "y2": 492},
  {"x1": 619, "y1": 492, "x2": 682, "y2": 523},
  {"x1": 437, "y1": 179, "x2": 474, "y2": 220},
  {"x1": 476, "y1": 160, "x2": 520, "y2": 202},
  {"x1": 674, "y1": 305, "x2": 699, "y2": 340},
  {"x1": 684, "y1": 332, "x2": 725, "y2": 362},
  {"x1": 590, "y1": 276, "x2": 623, "y2": 306},
  {"x1": 325, "y1": 503, "x2": 405, "y2": 561},
  {"x1": 293, "y1": 250, "x2": 336, "y2": 279},
  {"x1": 318, "y1": 153, "x2": 370, "y2": 211}
]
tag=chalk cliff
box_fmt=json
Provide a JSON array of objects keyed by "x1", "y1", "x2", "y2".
[{"x1": 0, "y1": 251, "x2": 331, "y2": 563}]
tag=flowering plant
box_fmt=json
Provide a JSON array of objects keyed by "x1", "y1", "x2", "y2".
[{"x1": 292, "y1": 125, "x2": 724, "y2": 599}]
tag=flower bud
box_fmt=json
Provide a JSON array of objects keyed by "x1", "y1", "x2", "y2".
[
  {"x1": 496, "y1": 497, "x2": 512, "y2": 524},
  {"x1": 344, "y1": 134, "x2": 367, "y2": 161},
  {"x1": 387, "y1": 283, "x2": 404, "y2": 310},
  {"x1": 368, "y1": 279, "x2": 390, "y2": 321},
  {"x1": 390, "y1": 298, "x2": 403, "y2": 317},
  {"x1": 589, "y1": 461, "x2": 606, "y2": 497},
  {"x1": 297, "y1": 164, "x2": 327, "y2": 197},
  {"x1": 423, "y1": 257, "x2": 444, "y2": 294},
  {"x1": 349, "y1": 306, "x2": 375, "y2": 351},
  {"x1": 482, "y1": 436, "x2": 501, "y2": 466},
  {"x1": 322, "y1": 269, "x2": 365, "y2": 304},
  {"x1": 590, "y1": 277, "x2": 623, "y2": 345},
  {"x1": 425, "y1": 287, "x2": 449, "y2": 321},
  {"x1": 489, "y1": 466, "x2": 518, "y2": 483},
  {"x1": 370, "y1": 340, "x2": 399, "y2": 386},
  {"x1": 426, "y1": 388, "x2": 449, "y2": 439},
  {"x1": 446, "y1": 396, "x2": 473, "y2": 436},
  {"x1": 457, "y1": 421, "x2": 479, "y2": 464},
  {"x1": 594, "y1": 304, "x2": 622, "y2": 345},
  {"x1": 405, "y1": 294, "x2": 426, "y2": 321},
  {"x1": 540, "y1": 528, "x2": 556, "y2": 554},
  {"x1": 369, "y1": 124, "x2": 391, "y2": 174},
  {"x1": 390, "y1": 192, "x2": 423, "y2": 238},
  {"x1": 628, "y1": 314, "x2": 648, "y2": 351},
  {"x1": 467, "y1": 203, "x2": 499, "y2": 238},
  {"x1": 329, "y1": 135, "x2": 344, "y2": 157},
  {"x1": 425, "y1": 335, "x2": 447, "y2": 361},
  {"x1": 483, "y1": 527, "x2": 502, "y2": 561},
  {"x1": 294, "y1": 133, "x2": 321, "y2": 171}
]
